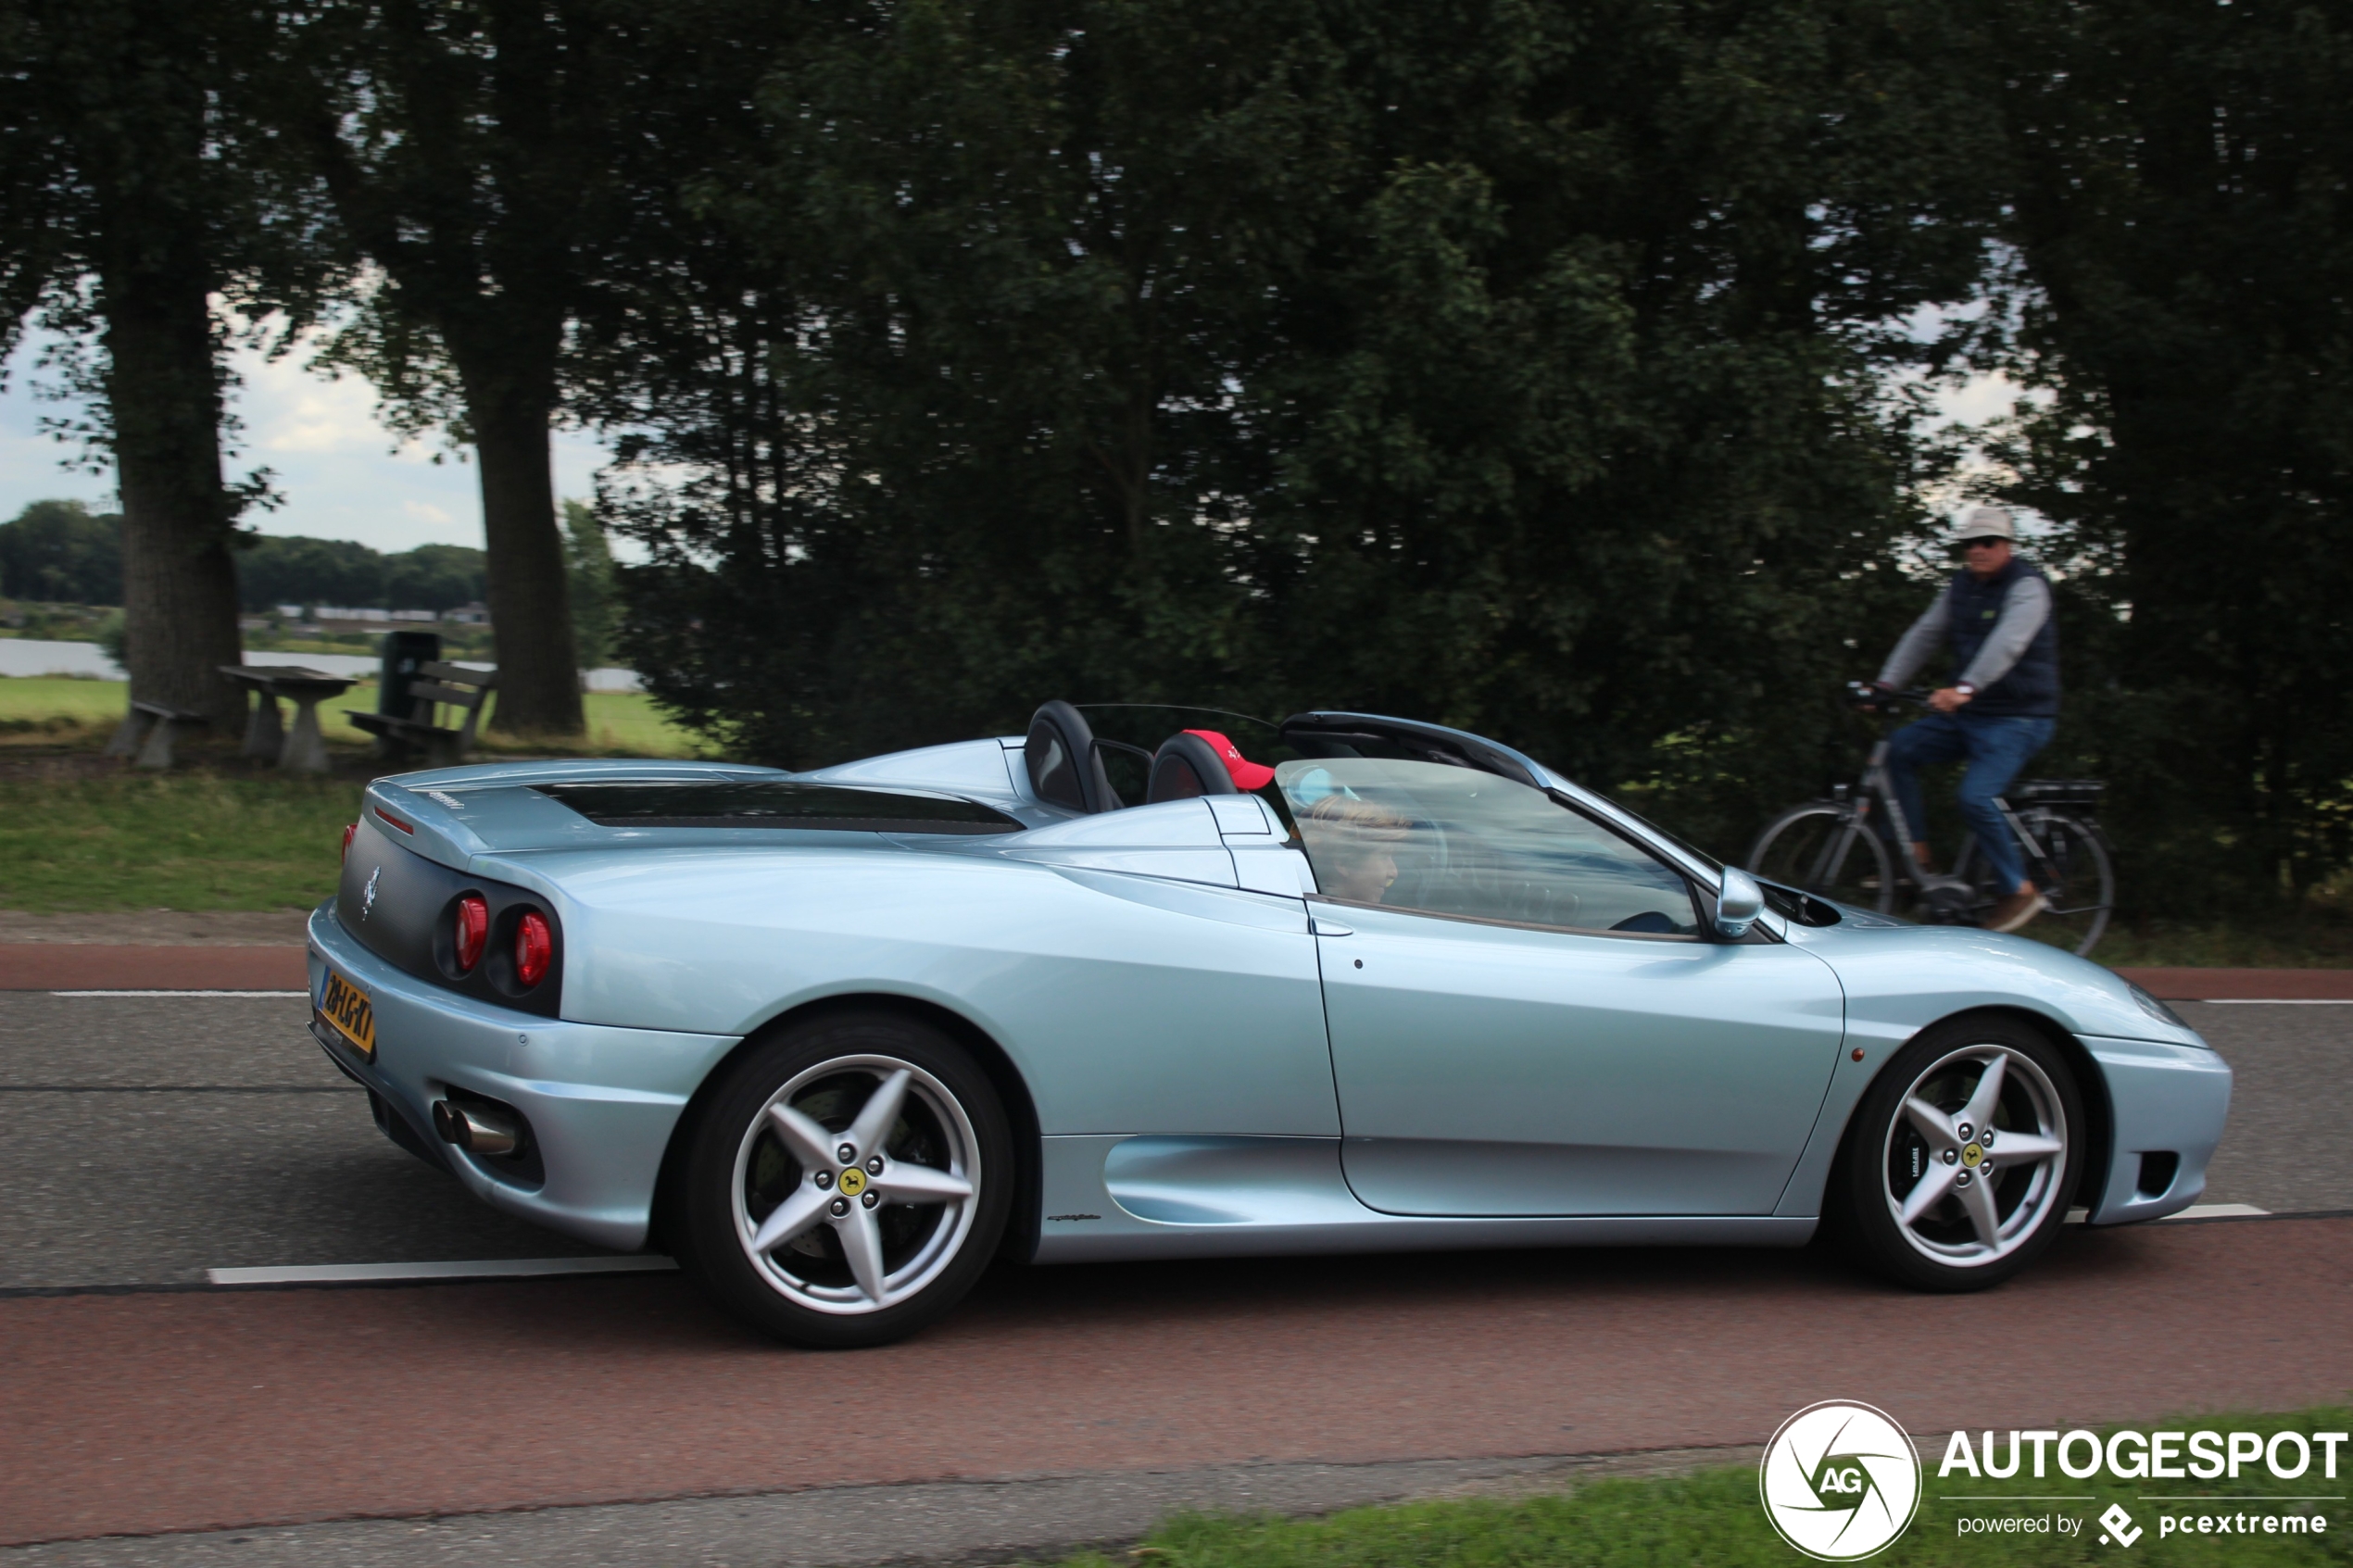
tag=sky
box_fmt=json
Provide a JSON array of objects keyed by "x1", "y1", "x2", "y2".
[
  {"x1": 0, "y1": 324, "x2": 613, "y2": 555},
  {"x1": 1, "y1": 320, "x2": 2033, "y2": 552}
]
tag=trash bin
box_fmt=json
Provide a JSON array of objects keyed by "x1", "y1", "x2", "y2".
[{"x1": 378, "y1": 631, "x2": 442, "y2": 721}]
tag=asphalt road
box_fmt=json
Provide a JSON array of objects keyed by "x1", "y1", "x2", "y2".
[
  {"x1": 0, "y1": 995, "x2": 601, "y2": 1290},
  {"x1": 1, "y1": 995, "x2": 2340, "y2": 1291},
  {"x1": 1, "y1": 994, "x2": 2347, "y2": 1563}
]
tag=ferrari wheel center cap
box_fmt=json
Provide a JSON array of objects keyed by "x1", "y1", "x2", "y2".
[
  {"x1": 837, "y1": 1167, "x2": 869, "y2": 1198},
  {"x1": 1960, "y1": 1143, "x2": 1983, "y2": 1168}
]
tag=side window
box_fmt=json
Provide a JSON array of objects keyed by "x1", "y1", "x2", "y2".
[{"x1": 1278, "y1": 759, "x2": 1699, "y2": 936}]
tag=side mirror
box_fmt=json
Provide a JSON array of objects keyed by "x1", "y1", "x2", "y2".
[{"x1": 1713, "y1": 867, "x2": 1765, "y2": 939}]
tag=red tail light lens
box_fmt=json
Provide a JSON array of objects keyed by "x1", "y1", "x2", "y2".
[
  {"x1": 452, "y1": 895, "x2": 489, "y2": 972},
  {"x1": 341, "y1": 822, "x2": 357, "y2": 863},
  {"x1": 513, "y1": 910, "x2": 553, "y2": 987}
]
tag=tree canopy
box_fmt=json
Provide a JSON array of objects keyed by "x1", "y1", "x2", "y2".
[
  {"x1": 0, "y1": 499, "x2": 121, "y2": 604},
  {"x1": 6, "y1": 0, "x2": 2350, "y2": 916},
  {"x1": 608, "y1": 0, "x2": 1998, "y2": 840},
  {"x1": 1982, "y1": 0, "x2": 2353, "y2": 905}
]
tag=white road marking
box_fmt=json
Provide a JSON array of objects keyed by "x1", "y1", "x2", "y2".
[
  {"x1": 208, "y1": 1256, "x2": 679, "y2": 1286},
  {"x1": 2200, "y1": 998, "x2": 2353, "y2": 1005},
  {"x1": 50, "y1": 990, "x2": 308, "y2": 997},
  {"x1": 2067, "y1": 1202, "x2": 2270, "y2": 1225}
]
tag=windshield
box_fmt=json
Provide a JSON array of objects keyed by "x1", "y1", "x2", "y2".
[
  {"x1": 1278, "y1": 758, "x2": 1701, "y2": 935},
  {"x1": 1574, "y1": 788, "x2": 1727, "y2": 876}
]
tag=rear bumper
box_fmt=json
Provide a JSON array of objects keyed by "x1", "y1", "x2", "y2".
[
  {"x1": 2082, "y1": 1035, "x2": 2233, "y2": 1224},
  {"x1": 307, "y1": 903, "x2": 740, "y2": 1251}
]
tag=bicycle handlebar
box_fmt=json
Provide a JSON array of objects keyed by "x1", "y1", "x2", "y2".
[{"x1": 1844, "y1": 681, "x2": 1933, "y2": 711}]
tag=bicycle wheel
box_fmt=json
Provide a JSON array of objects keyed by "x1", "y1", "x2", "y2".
[
  {"x1": 1747, "y1": 803, "x2": 1895, "y2": 913},
  {"x1": 1953, "y1": 809, "x2": 2114, "y2": 957}
]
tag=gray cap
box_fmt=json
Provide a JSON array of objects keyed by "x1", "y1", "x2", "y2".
[{"x1": 1957, "y1": 506, "x2": 2016, "y2": 542}]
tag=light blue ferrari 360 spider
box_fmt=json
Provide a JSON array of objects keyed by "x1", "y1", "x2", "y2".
[{"x1": 309, "y1": 703, "x2": 2230, "y2": 1346}]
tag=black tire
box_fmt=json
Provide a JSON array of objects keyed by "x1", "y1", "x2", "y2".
[
  {"x1": 1748, "y1": 803, "x2": 1896, "y2": 913},
  {"x1": 1953, "y1": 809, "x2": 2115, "y2": 957},
  {"x1": 1833, "y1": 1015, "x2": 2083, "y2": 1292},
  {"x1": 673, "y1": 1010, "x2": 1013, "y2": 1348}
]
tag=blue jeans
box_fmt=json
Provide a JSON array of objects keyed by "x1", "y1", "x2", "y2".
[{"x1": 1884, "y1": 712, "x2": 2057, "y2": 896}]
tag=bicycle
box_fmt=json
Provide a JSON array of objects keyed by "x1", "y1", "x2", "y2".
[{"x1": 1746, "y1": 684, "x2": 2116, "y2": 957}]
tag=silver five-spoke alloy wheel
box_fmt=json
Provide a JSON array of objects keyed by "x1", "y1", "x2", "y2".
[
  {"x1": 731, "y1": 1054, "x2": 982, "y2": 1315},
  {"x1": 1881, "y1": 1042, "x2": 2069, "y2": 1268}
]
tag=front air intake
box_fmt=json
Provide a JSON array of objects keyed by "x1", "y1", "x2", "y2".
[{"x1": 2135, "y1": 1151, "x2": 2180, "y2": 1199}]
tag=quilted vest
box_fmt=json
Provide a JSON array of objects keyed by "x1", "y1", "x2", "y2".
[{"x1": 1945, "y1": 556, "x2": 2060, "y2": 718}]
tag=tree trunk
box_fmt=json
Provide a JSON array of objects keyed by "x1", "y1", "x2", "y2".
[
  {"x1": 102, "y1": 250, "x2": 245, "y2": 733},
  {"x1": 460, "y1": 365, "x2": 583, "y2": 736}
]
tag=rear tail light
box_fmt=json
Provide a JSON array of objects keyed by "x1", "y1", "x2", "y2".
[
  {"x1": 513, "y1": 910, "x2": 553, "y2": 987},
  {"x1": 452, "y1": 895, "x2": 489, "y2": 972},
  {"x1": 341, "y1": 822, "x2": 357, "y2": 863}
]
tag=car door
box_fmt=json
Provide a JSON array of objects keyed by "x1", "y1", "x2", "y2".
[{"x1": 1284, "y1": 757, "x2": 1846, "y2": 1217}]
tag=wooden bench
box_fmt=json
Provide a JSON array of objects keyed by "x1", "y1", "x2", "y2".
[
  {"x1": 346, "y1": 661, "x2": 497, "y2": 768},
  {"x1": 103, "y1": 700, "x2": 209, "y2": 771}
]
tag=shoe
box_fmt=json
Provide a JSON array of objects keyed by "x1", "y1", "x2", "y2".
[{"x1": 1986, "y1": 889, "x2": 2047, "y2": 933}]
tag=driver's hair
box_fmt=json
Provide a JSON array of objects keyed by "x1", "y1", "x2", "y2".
[{"x1": 1304, "y1": 793, "x2": 1413, "y2": 839}]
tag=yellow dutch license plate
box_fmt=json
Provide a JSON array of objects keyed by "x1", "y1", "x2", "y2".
[{"x1": 317, "y1": 968, "x2": 377, "y2": 1060}]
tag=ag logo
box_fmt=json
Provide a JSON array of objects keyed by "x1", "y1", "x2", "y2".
[{"x1": 1759, "y1": 1400, "x2": 1921, "y2": 1561}]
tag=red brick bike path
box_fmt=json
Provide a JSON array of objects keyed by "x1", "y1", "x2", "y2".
[
  {"x1": 5, "y1": 943, "x2": 2347, "y2": 999},
  {"x1": 6, "y1": 1218, "x2": 2348, "y2": 1547},
  {"x1": 0, "y1": 944, "x2": 306, "y2": 990}
]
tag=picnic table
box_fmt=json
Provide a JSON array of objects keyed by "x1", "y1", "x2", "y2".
[{"x1": 220, "y1": 665, "x2": 358, "y2": 774}]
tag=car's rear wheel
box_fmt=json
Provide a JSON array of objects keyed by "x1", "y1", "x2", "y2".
[
  {"x1": 676, "y1": 1010, "x2": 1013, "y2": 1348},
  {"x1": 1837, "y1": 1017, "x2": 2082, "y2": 1291}
]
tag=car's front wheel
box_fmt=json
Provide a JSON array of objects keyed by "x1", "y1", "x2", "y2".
[
  {"x1": 1837, "y1": 1017, "x2": 2082, "y2": 1291},
  {"x1": 675, "y1": 1010, "x2": 1013, "y2": 1348}
]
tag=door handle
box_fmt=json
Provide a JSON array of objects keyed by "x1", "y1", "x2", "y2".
[{"x1": 1311, "y1": 917, "x2": 1354, "y2": 936}]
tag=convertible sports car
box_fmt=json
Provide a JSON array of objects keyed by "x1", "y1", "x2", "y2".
[{"x1": 310, "y1": 703, "x2": 2231, "y2": 1347}]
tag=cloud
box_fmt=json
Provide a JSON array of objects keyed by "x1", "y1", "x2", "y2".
[{"x1": 1, "y1": 318, "x2": 620, "y2": 553}]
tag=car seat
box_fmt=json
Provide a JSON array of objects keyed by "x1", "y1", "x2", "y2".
[
  {"x1": 1025, "y1": 700, "x2": 1121, "y2": 813},
  {"x1": 1145, "y1": 732, "x2": 1242, "y2": 804}
]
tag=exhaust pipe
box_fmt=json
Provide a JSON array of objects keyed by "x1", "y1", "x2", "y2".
[{"x1": 433, "y1": 1097, "x2": 521, "y2": 1157}]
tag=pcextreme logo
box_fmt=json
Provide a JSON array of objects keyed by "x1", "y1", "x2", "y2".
[{"x1": 1760, "y1": 1400, "x2": 1923, "y2": 1561}]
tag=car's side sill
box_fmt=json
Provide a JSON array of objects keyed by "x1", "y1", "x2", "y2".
[{"x1": 1032, "y1": 1133, "x2": 1817, "y2": 1263}]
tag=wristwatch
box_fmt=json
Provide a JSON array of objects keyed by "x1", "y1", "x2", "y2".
[{"x1": 1955, "y1": 682, "x2": 1978, "y2": 697}]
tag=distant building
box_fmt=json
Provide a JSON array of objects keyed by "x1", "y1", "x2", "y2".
[{"x1": 443, "y1": 602, "x2": 490, "y2": 625}]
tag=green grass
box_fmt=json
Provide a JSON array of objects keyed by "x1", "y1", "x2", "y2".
[
  {"x1": 0, "y1": 675, "x2": 718, "y2": 912},
  {"x1": 1059, "y1": 1409, "x2": 2348, "y2": 1568},
  {"x1": 2068, "y1": 918, "x2": 2353, "y2": 970},
  {"x1": 0, "y1": 674, "x2": 713, "y2": 759},
  {"x1": 0, "y1": 675, "x2": 132, "y2": 737},
  {"x1": 0, "y1": 771, "x2": 364, "y2": 911},
  {"x1": 471, "y1": 688, "x2": 718, "y2": 759}
]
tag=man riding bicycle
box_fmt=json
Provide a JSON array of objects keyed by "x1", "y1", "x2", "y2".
[{"x1": 1869, "y1": 507, "x2": 2059, "y2": 934}]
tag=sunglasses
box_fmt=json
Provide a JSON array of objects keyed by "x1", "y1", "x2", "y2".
[{"x1": 1961, "y1": 536, "x2": 2009, "y2": 548}]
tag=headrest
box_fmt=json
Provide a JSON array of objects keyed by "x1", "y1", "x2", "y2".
[
  {"x1": 1025, "y1": 700, "x2": 1119, "y2": 814},
  {"x1": 1146, "y1": 731, "x2": 1241, "y2": 803}
]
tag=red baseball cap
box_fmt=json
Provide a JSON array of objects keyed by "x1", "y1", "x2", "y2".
[{"x1": 1185, "y1": 730, "x2": 1277, "y2": 790}]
